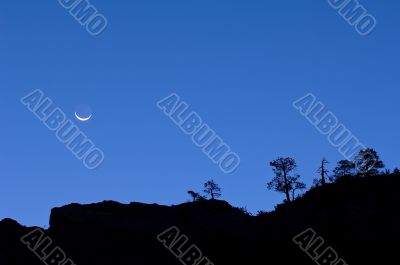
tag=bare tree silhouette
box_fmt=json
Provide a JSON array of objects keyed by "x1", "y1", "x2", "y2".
[
  {"x1": 203, "y1": 180, "x2": 222, "y2": 200},
  {"x1": 317, "y1": 158, "x2": 329, "y2": 185},
  {"x1": 267, "y1": 157, "x2": 305, "y2": 202}
]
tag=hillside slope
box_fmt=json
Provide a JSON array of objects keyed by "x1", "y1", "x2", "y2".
[{"x1": 1, "y1": 174, "x2": 399, "y2": 265}]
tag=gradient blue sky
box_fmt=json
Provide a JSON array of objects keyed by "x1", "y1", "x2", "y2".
[{"x1": 1, "y1": 0, "x2": 399, "y2": 226}]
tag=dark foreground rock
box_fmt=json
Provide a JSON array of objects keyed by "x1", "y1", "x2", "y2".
[{"x1": 1, "y1": 174, "x2": 399, "y2": 265}]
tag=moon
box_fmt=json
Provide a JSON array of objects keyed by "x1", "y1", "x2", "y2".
[
  {"x1": 74, "y1": 104, "x2": 93, "y2": 122},
  {"x1": 75, "y1": 112, "x2": 92, "y2": 121}
]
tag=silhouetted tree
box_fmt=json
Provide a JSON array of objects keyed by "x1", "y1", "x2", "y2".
[
  {"x1": 354, "y1": 148, "x2": 384, "y2": 176},
  {"x1": 333, "y1": 160, "x2": 355, "y2": 179},
  {"x1": 267, "y1": 157, "x2": 304, "y2": 202},
  {"x1": 187, "y1": 191, "x2": 205, "y2": 202},
  {"x1": 291, "y1": 176, "x2": 307, "y2": 201},
  {"x1": 393, "y1": 168, "x2": 400, "y2": 176},
  {"x1": 317, "y1": 158, "x2": 329, "y2": 185},
  {"x1": 203, "y1": 180, "x2": 222, "y2": 200}
]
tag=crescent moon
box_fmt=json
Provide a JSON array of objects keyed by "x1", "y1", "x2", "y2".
[{"x1": 75, "y1": 112, "x2": 92, "y2": 121}]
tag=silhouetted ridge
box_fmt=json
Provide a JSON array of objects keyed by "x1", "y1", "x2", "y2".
[{"x1": 1, "y1": 174, "x2": 399, "y2": 265}]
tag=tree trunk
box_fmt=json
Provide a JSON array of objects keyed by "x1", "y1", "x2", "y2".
[{"x1": 283, "y1": 170, "x2": 291, "y2": 202}]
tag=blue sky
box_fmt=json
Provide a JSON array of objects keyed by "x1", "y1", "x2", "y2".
[{"x1": 1, "y1": 0, "x2": 399, "y2": 226}]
